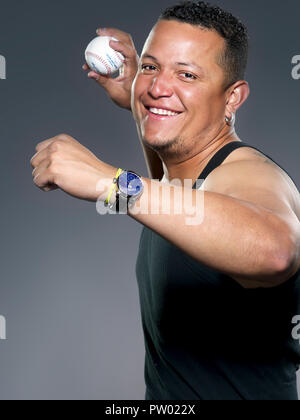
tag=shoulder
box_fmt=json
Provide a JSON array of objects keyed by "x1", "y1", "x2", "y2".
[
  {"x1": 200, "y1": 146, "x2": 300, "y2": 216},
  {"x1": 202, "y1": 145, "x2": 291, "y2": 190},
  {"x1": 222, "y1": 145, "x2": 281, "y2": 167}
]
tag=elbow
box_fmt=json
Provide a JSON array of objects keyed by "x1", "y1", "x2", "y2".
[
  {"x1": 264, "y1": 215, "x2": 300, "y2": 287},
  {"x1": 266, "y1": 242, "x2": 299, "y2": 287},
  {"x1": 273, "y1": 252, "x2": 293, "y2": 276}
]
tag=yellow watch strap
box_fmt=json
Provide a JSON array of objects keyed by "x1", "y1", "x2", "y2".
[{"x1": 104, "y1": 168, "x2": 123, "y2": 207}]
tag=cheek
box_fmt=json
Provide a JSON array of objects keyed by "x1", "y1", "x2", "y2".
[
  {"x1": 181, "y1": 83, "x2": 210, "y2": 102},
  {"x1": 183, "y1": 86, "x2": 224, "y2": 116},
  {"x1": 133, "y1": 74, "x2": 149, "y2": 100},
  {"x1": 131, "y1": 76, "x2": 139, "y2": 103},
  {"x1": 181, "y1": 88, "x2": 211, "y2": 117},
  {"x1": 131, "y1": 76, "x2": 144, "y2": 119}
]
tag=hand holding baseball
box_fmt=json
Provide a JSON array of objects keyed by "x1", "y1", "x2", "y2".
[{"x1": 83, "y1": 28, "x2": 139, "y2": 110}]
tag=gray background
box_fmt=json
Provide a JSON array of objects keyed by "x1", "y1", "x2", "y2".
[{"x1": 0, "y1": 0, "x2": 299, "y2": 400}]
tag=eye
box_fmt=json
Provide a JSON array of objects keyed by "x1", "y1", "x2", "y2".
[
  {"x1": 141, "y1": 64, "x2": 157, "y2": 72},
  {"x1": 180, "y1": 72, "x2": 197, "y2": 80}
]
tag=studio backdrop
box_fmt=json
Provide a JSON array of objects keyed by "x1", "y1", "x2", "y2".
[{"x1": 0, "y1": 0, "x2": 299, "y2": 400}]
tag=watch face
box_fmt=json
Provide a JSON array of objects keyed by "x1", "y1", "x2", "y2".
[{"x1": 118, "y1": 172, "x2": 143, "y2": 197}]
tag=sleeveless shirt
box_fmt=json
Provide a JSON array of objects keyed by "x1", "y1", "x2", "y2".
[{"x1": 135, "y1": 141, "x2": 300, "y2": 400}]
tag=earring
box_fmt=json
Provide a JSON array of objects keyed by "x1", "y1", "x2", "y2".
[{"x1": 225, "y1": 113, "x2": 236, "y2": 126}]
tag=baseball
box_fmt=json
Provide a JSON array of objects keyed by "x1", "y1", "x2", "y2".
[{"x1": 85, "y1": 36, "x2": 125, "y2": 76}]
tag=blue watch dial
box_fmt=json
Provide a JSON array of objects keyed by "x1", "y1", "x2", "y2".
[{"x1": 118, "y1": 172, "x2": 143, "y2": 197}]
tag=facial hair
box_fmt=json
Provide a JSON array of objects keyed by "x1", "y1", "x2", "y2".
[{"x1": 143, "y1": 135, "x2": 192, "y2": 160}]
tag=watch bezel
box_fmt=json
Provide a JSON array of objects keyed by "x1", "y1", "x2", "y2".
[{"x1": 117, "y1": 171, "x2": 144, "y2": 199}]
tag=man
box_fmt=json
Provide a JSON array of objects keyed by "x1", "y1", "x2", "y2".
[{"x1": 31, "y1": 1, "x2": 300, "y2": 400}]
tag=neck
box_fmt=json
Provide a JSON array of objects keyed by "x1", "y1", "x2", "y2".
[{"x1": 161, "y1": 128, "x2": 241, "y2": 187}]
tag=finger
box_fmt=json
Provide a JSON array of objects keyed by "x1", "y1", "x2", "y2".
[
  {"x1": 88, "y1": 71, "x2": 100, "y2": 81},
  {"x1": 87, "y1": 69, "x2": 117, "y2": 86},
  {"x1": 33, "y1": 166, "x2": 56, "y2": 190},
  {"x1": 32, "y1": 158, "x2": 49, "y2": 177},
  {"x1": 31, "y1": 138, "x2": 58, "y2": 167},
  {"x1": 36, "y1": 179, "x2": 58, "y2": 193},
  {"x1": 34, "y1": 138, "x2": 55, "y2": 154},
  {"x1": 31, "y1": 135, "x2": 71, "y2": 167},
  {"x1": 109, "y1": 39, "x2": 136, "y2": 60},
  {"x1": 96, "y1": 27, "x2": 134, "y2": 46},
  {"x1": 31, "y1": 146, "x2": 50, "y2": 169},
  {"x1": 83, "y1": 64, "x2": 100, "y2": 77},
  {"x1": 43, "y1": 185, "x2": 59, "y2": 193}
]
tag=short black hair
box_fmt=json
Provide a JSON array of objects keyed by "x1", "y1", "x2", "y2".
[{"x1": 159, "y1": 1, "x2": 249, "y2": 90}]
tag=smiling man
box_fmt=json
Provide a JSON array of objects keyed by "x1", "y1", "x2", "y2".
[
  {"x1": 31, "y1": 1, "x2": 300, "y2": 400},
  {"x1": 132, "y1": 19, "x2": 245, "y2": 168}
]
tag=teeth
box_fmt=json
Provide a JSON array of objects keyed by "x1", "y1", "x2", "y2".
[{"x1": 149, "y1": 108, "x2": 179, "y2": 116}]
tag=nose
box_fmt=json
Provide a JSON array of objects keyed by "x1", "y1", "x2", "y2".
[{"x1": 148, "y1": 71, "x2": 174, "y2": 98}]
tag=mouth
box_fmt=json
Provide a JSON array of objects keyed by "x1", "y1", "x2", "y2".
[{"x1": 144, "y1": 105, "x2": 183, "y2": 120}]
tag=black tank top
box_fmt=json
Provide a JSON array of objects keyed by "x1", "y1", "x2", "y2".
[{"x1": 136, "y1": 141, "x2": 300, "y2": 400}]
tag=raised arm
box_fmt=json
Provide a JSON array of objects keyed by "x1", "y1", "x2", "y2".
[{"x1": 83, "y1": 27, "x2": 164, "y2": 180}]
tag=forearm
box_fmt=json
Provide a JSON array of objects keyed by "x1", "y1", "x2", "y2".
[{"x1": 127, "y1": 177, "x2": 291, "y2": 284}]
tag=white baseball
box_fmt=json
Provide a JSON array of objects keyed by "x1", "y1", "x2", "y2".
[{"x1": 85, "y1": 36, "x2": 125, "y2": 76}]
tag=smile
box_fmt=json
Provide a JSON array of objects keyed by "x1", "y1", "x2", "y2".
[
  {"x1": 149, "y1": 107, "x2": 180, "y2": 116},
  {"x1": 144, "y1": 106, "x2": 183, "y2": 120}
]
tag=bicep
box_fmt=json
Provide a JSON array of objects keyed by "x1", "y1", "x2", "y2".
[
  {"x1": 203, "y1": 160, "x2": 300, "y2": 260},
  {"x1": 203, "y1": 160, "x2": 300, "y2": 287}
]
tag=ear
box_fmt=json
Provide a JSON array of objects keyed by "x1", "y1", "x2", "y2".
[{"x1": 225, "y1": 80, "x2": 250, "y2": 117}]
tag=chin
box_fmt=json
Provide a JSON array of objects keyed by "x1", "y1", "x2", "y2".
[
  {"x1": 143, "y1": 135, "x2": 182, "y2": 153},
  {"x1": 143, "y1": 134, "x2": 171, "y2": 146}
]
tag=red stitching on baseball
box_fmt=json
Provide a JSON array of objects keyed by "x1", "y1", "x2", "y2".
[{"x1": 86, "y1": 51, "x2": 111, "y2": 75}]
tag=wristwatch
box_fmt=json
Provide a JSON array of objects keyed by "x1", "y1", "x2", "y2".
[{"x1": 113, "y1": 170, "x2": 144, "y2": 213}]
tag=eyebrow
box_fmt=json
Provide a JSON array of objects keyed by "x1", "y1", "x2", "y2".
[{"x1": 141, "y1": 54, "x2": 206, "y2": 75}]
